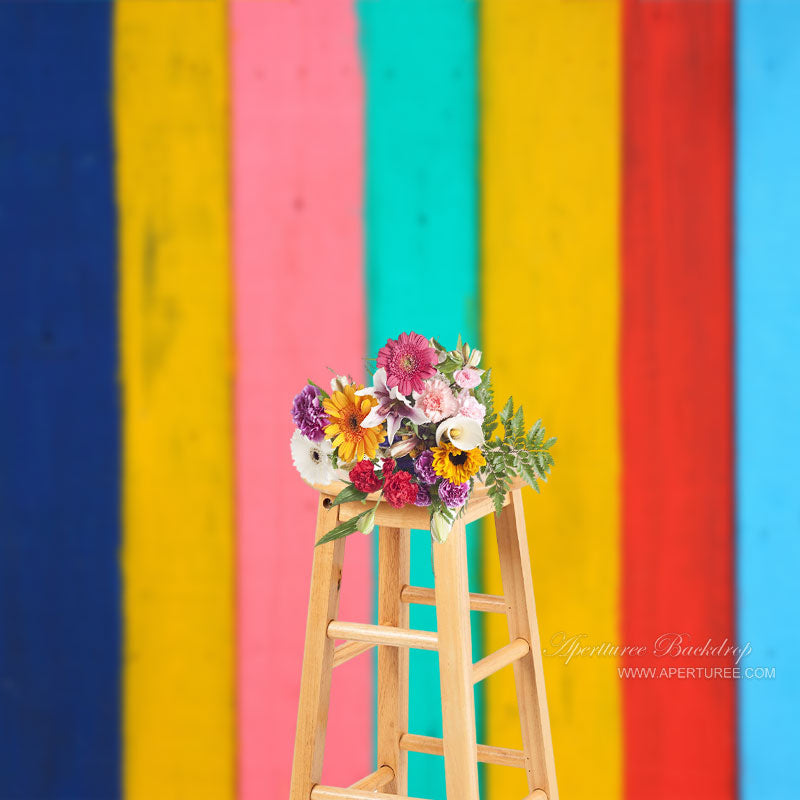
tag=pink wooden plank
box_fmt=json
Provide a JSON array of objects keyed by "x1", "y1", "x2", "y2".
[{"x1": 230, "y1": 2, "x2": 368, "y2": 796}]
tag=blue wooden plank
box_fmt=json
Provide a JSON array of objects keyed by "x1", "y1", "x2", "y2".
[
  {"x1": 0, "y1": 5, "x2": 120, "y2": 797},
  {"x1": 357, "y1": 2, "x2": 481, "y2": 797},
  {"x1": 736, "y1": 3, "x2": 800, "y2": 798}
]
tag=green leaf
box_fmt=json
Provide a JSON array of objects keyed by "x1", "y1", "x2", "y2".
[
  {"x1": 315, "y1": 509, "x2": 374, "y2": 546},
  {"x1": 544, "y1": 436, "x2": 557, "y2": 449},
  {"x1": 500, "y1": 396, "x2": 514, "y2": 426},
  {"x1": 511, "y1": 405, "x2": 525, "y2": 438},
  {"x1": 308, "y1": 378, "x2": 329, "y2": 399},
  {"x1": 330, "y1": 484, "x2": 369, "y2": 506}
]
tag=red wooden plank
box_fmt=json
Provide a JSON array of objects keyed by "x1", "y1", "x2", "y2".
[{"x1": 621, "y1": 2, "x2": 735, "y2": 798}]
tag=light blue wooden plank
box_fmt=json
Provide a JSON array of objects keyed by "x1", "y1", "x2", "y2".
[{"x1": 736, "y1": 3, "x2": 800, "y2": 798}]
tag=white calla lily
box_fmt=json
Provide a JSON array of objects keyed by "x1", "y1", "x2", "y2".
[{"x1": 435, "y1": 415, "x2": 485, "y2": 451}]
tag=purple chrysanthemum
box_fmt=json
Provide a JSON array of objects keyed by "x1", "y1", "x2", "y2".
[
  {"x1": 414, "y1": 485, "x2": 432, "y2": 507},
  {"x1": 291, "y1": 384, "x2": 329, "y2": 442},
  {"x1": 414, "y1": 450, "x2": 437, "y2": 485},
  {"x1": 438, "y1": 479, "x2": 470, "y2": 509}
]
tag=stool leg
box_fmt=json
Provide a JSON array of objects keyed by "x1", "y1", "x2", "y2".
[
  {"x1": 290, "y1": 498, "x2": 346, "y2": 800},
  {"x1": 495, "y1": 489, "x2": 558, "y2": 800},
  {"x1": 432, "y1": 519, "x2": 480, "y2": 800},
  {"x1": 377, "y1": 527, "x2": 410, "y2": 793}
]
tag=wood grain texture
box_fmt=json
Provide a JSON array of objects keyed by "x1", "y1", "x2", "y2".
[
  {"x1": 481, "y1": 2, "x2": 622, "y2": 798},
  {"x1": 401, "y1": 586, "x2": 506, "y2": 614},
  {"x1": 431, "y1": 520, "x2": 480, "y2": 800},
  {"x1": 400, "y1": 734, "x2": 526, "y2": 768},
  {"x1": 115, "y1": 2, "x2": 234, "y2": 796},
  {"x1": 622, "y1": 2, "x2": 735, "y2": 798},
  {"x1": 333, "y1": 641, "x2": 376, "y2": 669},
  {"x1": 327, "y1": 621, "x2": 438, "y2": 652},
  {"x1": 229, "y1": 0, "x2": 368, "y2": 793},
  {"x1": 495, "y1": 491, "x2": 558, "y2": 799},
  {"x1": 472, "y1": 639, "x2": 530, "y2": 686},
  {"x1": 290, "y1": 499, "x2": 347, "y2": 800},
  {"x1": 349, "y1": 765, "x2": 394, "y2": 791},
  {"x1": 311, "y1": 787, "x2": 426, "y2": 800},
  {"x1": 377, "y1": 528, "x2": 410, "y2": 794}
]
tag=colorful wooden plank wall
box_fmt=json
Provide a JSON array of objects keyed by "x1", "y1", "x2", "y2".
[
  {"x1": 481, "y1": 2, "x2": 622, "y2": 798},
  {"x1": 1, "y1": 1, "x2": 798, "y2": 799},
  {"x1": 736, "y1": 3, "x2": 800, "y2": 799},
  {"x1": 230, "y1": 0, "x2": 369, "y2": 795},
  {"x1": 358, "y1": 1, "x2": 482, "y2": 796}
]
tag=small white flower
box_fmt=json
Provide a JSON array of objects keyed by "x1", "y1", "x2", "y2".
[
  {"x1": 435, "y1": 415, "x2": 485, "y2": 451},
  {"x1": 290, "y1": 429, "x2": 335, "y2": 485}
]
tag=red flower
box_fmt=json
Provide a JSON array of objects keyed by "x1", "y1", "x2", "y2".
[
  {"x1": 383, "y1": 470, "x2": 418, "y2": 509},
  {"x1": 380, "y1": 457, "x2": 396, "y2": 478},
  {"x1": 349, "y1": 459, "x2": 383, "y2": 493}
]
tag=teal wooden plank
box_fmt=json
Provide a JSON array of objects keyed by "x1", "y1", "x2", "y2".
[{"x1": 357, "y1": 2, "x2": 480, "y2": 796}]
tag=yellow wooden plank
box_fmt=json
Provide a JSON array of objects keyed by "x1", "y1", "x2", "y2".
[
  {"x1": 115, "y1": 2, "x2": 234, "y2": 796},
  {"x1": 481, "y1": 2, "x2": 622, "y2": 799}
]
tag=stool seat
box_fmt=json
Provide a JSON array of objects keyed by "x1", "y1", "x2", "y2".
[
  {"x1": 312, "y1": 476, "x2": 524, "y2": 529},
  {"x1": 290, "y1": 483, "x2": 558, "y2": 800}
]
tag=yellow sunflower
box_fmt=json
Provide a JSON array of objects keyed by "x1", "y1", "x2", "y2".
[
  {"x1": 323, "y1": 384, "x2": 383, "y2": 462},
  {"x1": 431, "y1": 442, "x2": 486, "y2": 484}
]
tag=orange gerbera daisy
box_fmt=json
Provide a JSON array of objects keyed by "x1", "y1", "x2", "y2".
[{"x1": 323, "y1": 384, "x2": 383, "y2": 462}]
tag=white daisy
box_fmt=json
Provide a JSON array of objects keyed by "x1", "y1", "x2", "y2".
[{"x1": 290, "y1": 429, "x2": 336, "y2": 485}]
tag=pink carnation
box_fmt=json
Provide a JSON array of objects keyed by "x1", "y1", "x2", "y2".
[
  {"x1": 416, "y1": 377, "x2": 458, "y2": 423},
  {"x1": 454, "y1": 367, "x2": 482, "y2": 389},
  {"x1": 457, "y1": 393, "x2": 486, "y2": 423}
]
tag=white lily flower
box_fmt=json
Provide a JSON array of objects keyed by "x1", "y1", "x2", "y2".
[
  {"x1": 389, "y1": 435, "x2": 421, "y2": 458},
  {"x1": 435, "y1": 415, "x2": 485, "y2": 451},
  {"x1": 356, "y1": 367, "x2": 427, "y2": 443}
]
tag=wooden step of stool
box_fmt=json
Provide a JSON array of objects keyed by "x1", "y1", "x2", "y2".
[{"x1": 289, "y1": 482, "x2": 558, "y2": 800}]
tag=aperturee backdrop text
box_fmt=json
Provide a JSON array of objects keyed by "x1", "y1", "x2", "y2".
[{"x1": 290, "y1": 333, "x2": 556, "y2": 543}]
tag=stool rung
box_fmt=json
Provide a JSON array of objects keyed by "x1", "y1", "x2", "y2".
[
  {"x1": 328, "y1": 620, "x2": 438, "y2": 651},
  {"x1": 333, "y1": 640, "x2": 375, "y2": 668},
  {"x1": 349, "y1": 765, "x2": 394, "y2": 790},
  {"x1": 400, "y1": 585, "x2": 507, "y2": 614},
  {"x1": 472, "y1": 637, "x2": 530, "y2": 684},
  {"x1": 525, "y1": 791, "x2": 548, "y2": 800},
  {"x1": 400, "y1": 732, "x2": 526, "y2": 768},
  {"x1": 311, "y1": 787, "x2": 426, "y2": 800}
]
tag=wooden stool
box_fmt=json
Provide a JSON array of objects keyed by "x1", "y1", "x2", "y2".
[{"x1": 290, "y1": 479, "x2": 558, "y2": 800}]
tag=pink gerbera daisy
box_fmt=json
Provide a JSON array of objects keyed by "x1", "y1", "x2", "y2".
[{"x1": 376, "y1": 332, "x2": 438, "y2": 395}]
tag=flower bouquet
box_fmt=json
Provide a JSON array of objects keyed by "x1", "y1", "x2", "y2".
[{"x1": 290, "y1": 332, "x2": 556, "y2": 544}]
